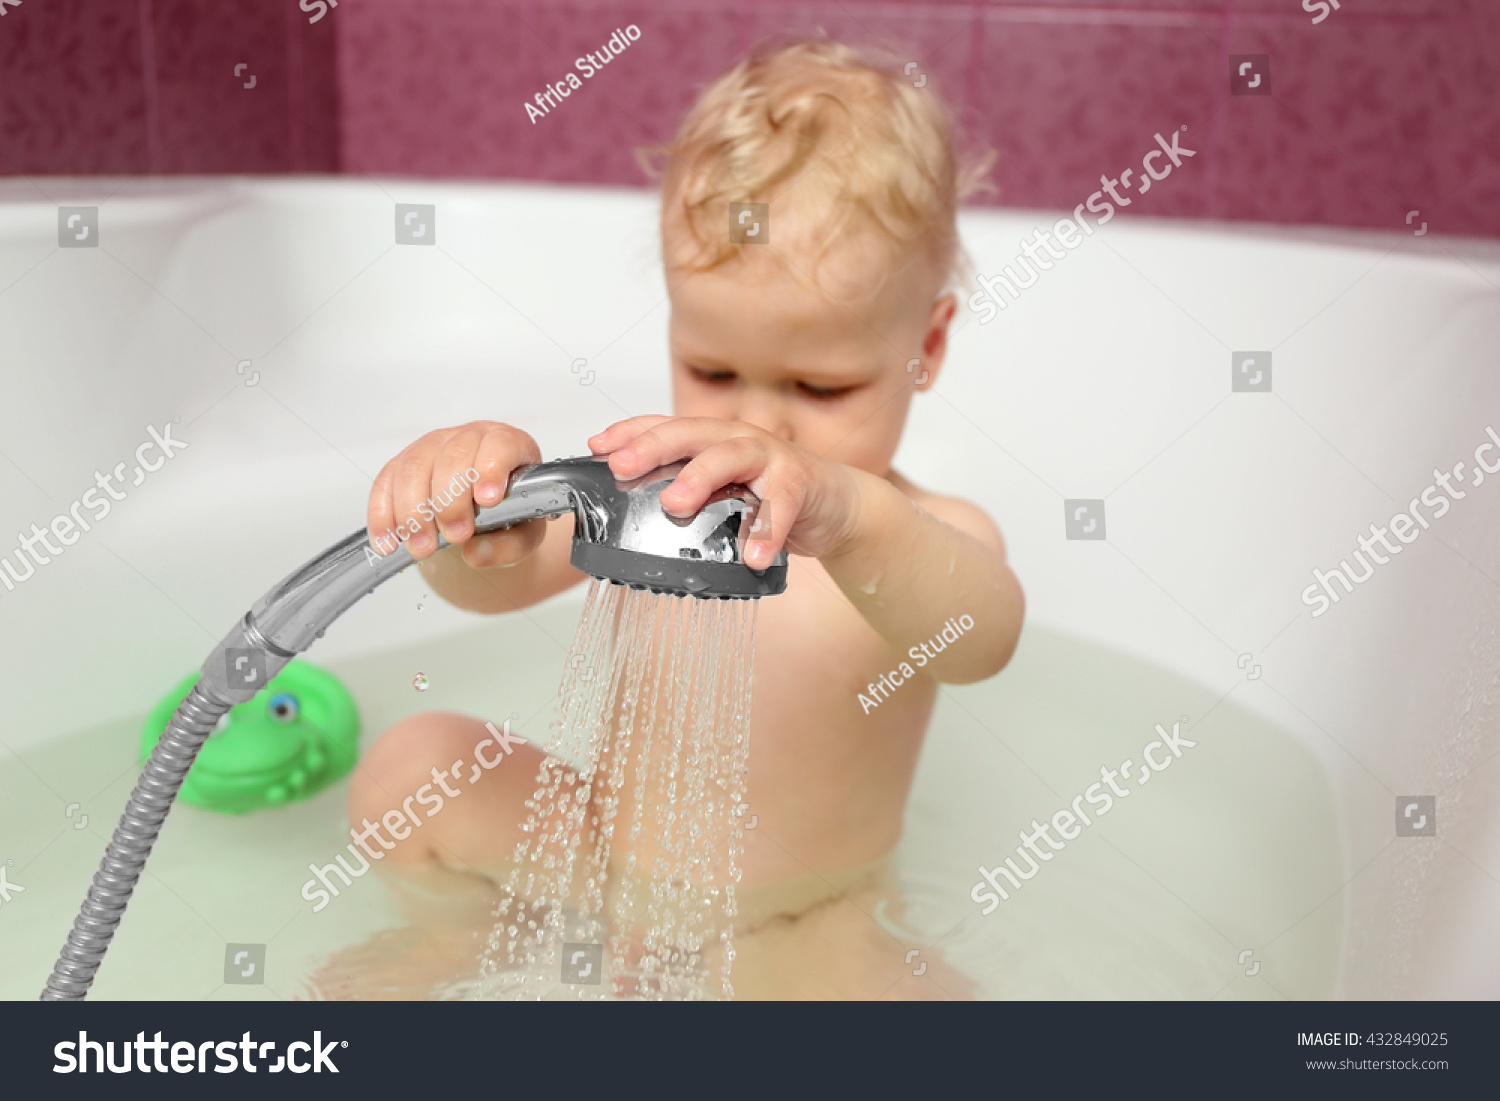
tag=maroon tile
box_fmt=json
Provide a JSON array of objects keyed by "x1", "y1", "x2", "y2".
[
  {"x1": 969, "y1": 11, "x2": 1223, "y2": 218},
  {"x1": 0, "y1": 0, "x2": 150, "y2": 175},
  {"x1": 338, "y1": 1, "x2": 984, "y2": 185},
  {"x1": 338, "y1": 0, "x2": 650, "y2": 180},
  {"x1": 287, "y1": 0, "x2": 341, "y2": 172},
  {"x1": 1434, "y1": 153, "x2": 1500, "y2": 240},
  {"x1": 151, "y1": 0, "x2": 292, "y2": 173},
  {"x1": 5, "y1": 0, "x2": 1494, "y2": 241},
  {"x1": 1429, "y1": 153, "x2": 1500, "y2": 238},
  {"x1": 1232, "y1": 0, "x2": 1465, "y2": 17},
  {"x1": 508, "y1": 4, "x2": 765, "y2": 185},
  {"x1": 1210, "y1": 13, "x2": 1500, "y2": 234},
  {"x1": 993, "y1": 0, "x2": 1225, "y2": 11}
]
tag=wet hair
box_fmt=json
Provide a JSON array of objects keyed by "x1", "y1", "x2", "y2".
[{"x1": 639, "y1": 35, "x2": 993, "y2": 294}]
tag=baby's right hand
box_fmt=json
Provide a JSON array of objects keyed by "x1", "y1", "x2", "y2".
[{"x1": 367, "y1": 421, "x2": 545, "y2": 569}]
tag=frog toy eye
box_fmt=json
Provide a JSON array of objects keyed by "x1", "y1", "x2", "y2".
[{"x1": 268, "y1": 693, "x2": 300, "y2": 723}]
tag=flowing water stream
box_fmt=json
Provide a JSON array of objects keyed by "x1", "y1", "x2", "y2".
[{"x1": 470, "y1": 579, "x2": 759, "y2": 1000}]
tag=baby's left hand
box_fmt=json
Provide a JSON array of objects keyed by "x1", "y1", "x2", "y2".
[{"x1": 587, "y1": 416, "x2": 862, "y2": 569}]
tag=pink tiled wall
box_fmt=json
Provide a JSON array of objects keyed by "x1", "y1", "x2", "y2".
[
  {"x1": 3, "y1": 1, "x2": 1497, "y2": 236},
  {"x1": 0, "y1": 0, "x2": 339, "y2": 175}
]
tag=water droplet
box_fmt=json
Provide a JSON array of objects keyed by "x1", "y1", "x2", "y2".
[
  {"x1": 682, "y1": 574, "x2": 708, "y2": 592},
  {"x1": 412, "y1": 673, "x2": 429, "y2": 691}
]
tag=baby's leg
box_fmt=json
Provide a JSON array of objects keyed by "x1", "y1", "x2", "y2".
[
  {"x1": 310, "y1": 712, "x2": 567, "y2": 999},
  {"x1": 348, "y1": 710, "x2": 550, "y2": 877},
  {"x1": 353, "y1": 711, "x2": 597, "y2": 948}
]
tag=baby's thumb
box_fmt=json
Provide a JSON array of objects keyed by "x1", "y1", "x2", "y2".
[{"x1": 462, "y1": 521, "x2": 544, "y2": 569}]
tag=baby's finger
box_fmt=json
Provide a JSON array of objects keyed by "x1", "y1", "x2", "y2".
[
  {"x1": 587, "y1": 415, "x2": 671, "y2": 456},
  {"x1": 367, "y1": 454, "x2": 405, "y2": 553},
  {"x1": 607, "y1": 416, "x2": 745, "y2": 480},
  {"x1": 473, "y1": 424, "x2": 540, "y2": 507},
  {"x1": 461, "y1": 520, "x2": 545, "y2": 570},
  {"x1": 658, "y1": 435, "x2": 768, "y2": 517},
  {"x1": 741, "y1": 466, "x2": 804, "y2": 569},
  {"x1": 391, "y1": 430, "x2": 451, "y2": 559},
  {"x1": 430, "y1": 426, "x2": 487, "y2": 544}
]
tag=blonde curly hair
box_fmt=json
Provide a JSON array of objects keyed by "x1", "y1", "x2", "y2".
[{"x1": 639, "y1": 36, "x2": 993, "y2": 295}]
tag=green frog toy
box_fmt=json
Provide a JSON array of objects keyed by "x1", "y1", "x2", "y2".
[{"x1": 140, "y1": 660, "x2": 360, "y2": 814}]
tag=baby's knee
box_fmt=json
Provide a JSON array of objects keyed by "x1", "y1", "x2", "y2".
[
  {"x1": 348, "y1": 712, "x2": 482, "y2": 858},
  {"x1": 347, "y1": 710, "x2": 552, "y2": 870},
  {"x1": 354, "y1": 711, "x2": 469, "y2": 795}
]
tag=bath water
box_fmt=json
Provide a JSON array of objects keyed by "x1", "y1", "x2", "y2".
[
  {"x1": 471, "y1": 579, "x2": 759, "y2": 1000},
  {"x1": 0, "y1": 611, "x2": 1345, "y2": 1000}
]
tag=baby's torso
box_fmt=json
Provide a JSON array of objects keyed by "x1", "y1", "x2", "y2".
[{"x1": 736, "y1": 555, "x2": 936, "y2": 884}]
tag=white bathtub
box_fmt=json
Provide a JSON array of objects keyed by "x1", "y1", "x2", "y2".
[{"x1": 0, "y1": 177, "x2": 1496, "y2": 999}]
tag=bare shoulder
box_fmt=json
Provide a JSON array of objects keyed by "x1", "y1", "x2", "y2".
[{"x1": 886, "y1": 470, "x2": 1007, "y2": 556}]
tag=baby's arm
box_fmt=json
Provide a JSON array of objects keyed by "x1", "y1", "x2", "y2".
[
  {"x1": 367, "y1": 421, "x2": 584, "y2": 615},
  {"x1": 819, "y1": 470, "x2": 1023, "y2": 684}
]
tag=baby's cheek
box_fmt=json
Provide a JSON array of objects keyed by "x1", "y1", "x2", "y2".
[{"x1": 812, "y1": 412, "x2": 900, "y2": 473}]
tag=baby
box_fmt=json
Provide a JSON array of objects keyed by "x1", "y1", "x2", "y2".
[{"x1": 344, "y1": 37, "x2": 1024, "y2": 1000}]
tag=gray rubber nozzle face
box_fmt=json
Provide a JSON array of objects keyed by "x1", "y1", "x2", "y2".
[{"x1": 501, "y1": 456, "x2": 786, "y2": 599}]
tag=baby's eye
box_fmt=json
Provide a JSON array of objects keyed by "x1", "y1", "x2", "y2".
[
  {"x1": 687, "y1": 366, "x2": 736, "y2": 385},
  {"x1": 797, "y1": 381, "x2": 856, "y2": 400}
]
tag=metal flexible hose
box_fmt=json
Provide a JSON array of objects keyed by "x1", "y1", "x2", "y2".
[{"x1": 39, "y1": 682, "x2": 232, "y2": 1000}]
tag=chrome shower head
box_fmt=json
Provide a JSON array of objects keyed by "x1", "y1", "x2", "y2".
[{"x1": 479, "y1": 455, "x2": 787, "y2": 599}]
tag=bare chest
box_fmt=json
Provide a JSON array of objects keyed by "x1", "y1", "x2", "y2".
[{"x1": 744, "y1": 558, "x2": 935, "y2": 747}]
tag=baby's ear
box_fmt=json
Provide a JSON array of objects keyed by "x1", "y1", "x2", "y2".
[
  {"x1": 913, "y1": 293, "x2": 958, "y2": 388},
  {"x1": 927, "y1": 291, "x2": 959, "y2": 334}
]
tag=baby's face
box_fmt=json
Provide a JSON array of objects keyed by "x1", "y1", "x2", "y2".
[{"x1": 664, "y1": 225, "x2": 952, "y2": 477}]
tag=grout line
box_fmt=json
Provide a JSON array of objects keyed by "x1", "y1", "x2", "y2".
[
  {"x1": 138, "y1": 0, "x2": 163, "y2": 173},
  {"x1": 286, "y1": 0, "x2": 307, "y2": 172}
]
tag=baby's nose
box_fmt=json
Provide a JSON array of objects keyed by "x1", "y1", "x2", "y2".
[
  {"x1": 741, "y1": 415, "x2": 794, "y2": 444},
  {"x1": 735, "y1": 394, "x2": 795, "y2": 443}
]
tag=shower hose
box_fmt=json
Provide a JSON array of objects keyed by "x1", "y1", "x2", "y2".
[{"x1": 40, "y1": 482, "x2": 576, "y2": 1000}]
